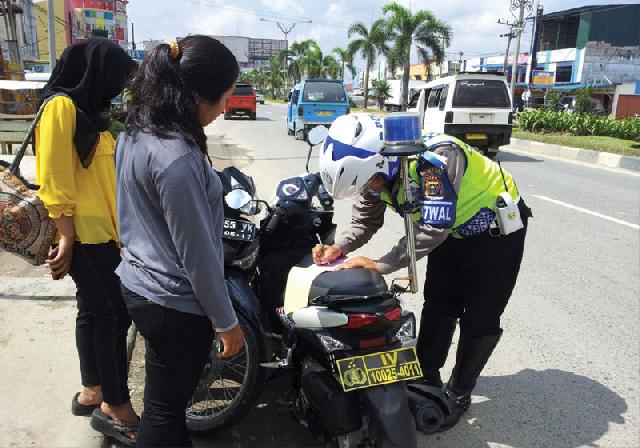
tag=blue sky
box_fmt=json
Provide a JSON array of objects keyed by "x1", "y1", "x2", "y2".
[{"x1": 128, "y1": 0, "x2": 638, "y2": 70}]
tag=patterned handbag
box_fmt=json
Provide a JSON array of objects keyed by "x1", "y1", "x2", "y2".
[{"x1": 0, "y1": 99, "x2": 56, "y2": 265}]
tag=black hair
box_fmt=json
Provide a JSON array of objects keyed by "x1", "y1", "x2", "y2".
[{"x1": 125, "y1": 35, "x2": 239, "y2": 155}]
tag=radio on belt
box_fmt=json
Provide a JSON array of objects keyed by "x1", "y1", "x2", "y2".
[{"x1": 495, "y1": 192, "x2": 524, "y2": 236}]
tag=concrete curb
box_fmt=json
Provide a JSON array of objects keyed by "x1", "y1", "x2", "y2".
[
  {"x1": 505, "y1": 137, "x2": 640, "y2": 172},
  {"x1": 98, "y1": 324, "x2": 138, "y2": 448}
]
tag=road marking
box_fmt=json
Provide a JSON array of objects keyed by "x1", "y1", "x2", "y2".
[{"x1": 532, "y1": 194, "x2": 640, "y2": 230}]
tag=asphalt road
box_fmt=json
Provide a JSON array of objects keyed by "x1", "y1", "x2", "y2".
[
  {"x1": 1, "y1": 102, "x2": 636, "y2": 448},
  {"x1": 196, "y1": 102, "x2": 639, "y2": 448}
]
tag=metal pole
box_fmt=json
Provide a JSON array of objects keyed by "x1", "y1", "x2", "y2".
[
  {"x1": 510, "y1": 2, "x2": 525, "y2": 101},
  {"x1": 47, "y1": 0, "x2": 56, "y2": 71},
  {"x1": 501, "y1": 31, "x2": 513, "y2": 74},
  {"x1": 6, "y1": 0, "x2": 23, "y2": 70},
  {"x1": 400, "y1": 156, "x2": 419, "y2": 293}
]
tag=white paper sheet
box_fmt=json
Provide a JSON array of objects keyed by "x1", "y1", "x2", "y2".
[{"x1": 283, "y1": 258, "x2": 346, "y2": 314}]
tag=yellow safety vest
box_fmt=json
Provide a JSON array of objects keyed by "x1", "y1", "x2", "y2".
[{"x1": 379, "y1": 136, "x2": 519, "y2": 238}]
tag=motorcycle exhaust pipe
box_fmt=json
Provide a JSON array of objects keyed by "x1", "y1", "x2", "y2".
[{"x1": 406, "y1": 384, "x2": 448, "y2": 434}]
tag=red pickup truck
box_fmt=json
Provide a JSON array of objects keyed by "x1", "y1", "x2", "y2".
[{"x1": 224, "y1": 83, "x2": 257, "y2": 120}]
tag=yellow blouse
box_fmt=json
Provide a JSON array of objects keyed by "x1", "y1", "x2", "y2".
[{"x1": 35, "y1": 96, "x2": 119, "y2": 244}]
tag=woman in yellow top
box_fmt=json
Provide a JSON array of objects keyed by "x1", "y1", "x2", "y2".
[{"x1": 35, "y1": 38, "x2": 139, "y2": 446}]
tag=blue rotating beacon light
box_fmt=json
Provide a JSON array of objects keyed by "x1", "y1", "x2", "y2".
[{"x1": 380, "y1": 113, "x2": 424, "y2": 293}]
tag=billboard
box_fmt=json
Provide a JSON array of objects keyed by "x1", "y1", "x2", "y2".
[
  {"x1": 532, "y1": 70, "x2": 555, "y2": 86},
  {"x1": 70, "y1": 0, "x2": 128, "y2": 47}
]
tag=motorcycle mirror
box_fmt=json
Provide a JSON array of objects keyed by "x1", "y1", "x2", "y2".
[
  {"x1": 308, "y1": 126, "x2": 329, "y2": 146},
  {"x1": 225, "y1": 189, "x2": 252, "y2": 210},
  {"x1": 305, "y1": 126, "x2": 329, "y2": 173}
]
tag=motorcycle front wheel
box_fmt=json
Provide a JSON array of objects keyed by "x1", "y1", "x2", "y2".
[{"x1": 186, "y1": 313, "x2": 265, "y2": 433}]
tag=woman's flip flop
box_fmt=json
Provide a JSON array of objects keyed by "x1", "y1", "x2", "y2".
[
  {"x1": 90, "y1": 408, "x2": 138, "y2": 447},
  {"x1": 71, "y1": 392, "x2": 100, "y2": 416}
]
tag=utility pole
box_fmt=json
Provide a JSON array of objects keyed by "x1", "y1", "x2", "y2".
[
  {"x1": 508, "y1": 0, "x2": 533, "y2": 102},
  {"x1": 499, "y1": 27, "x2": 515, "y2": 74},
  {"x1": 260, "y1": 17, "x2": 312, "y2": 94},
  {"x1": 3, "y1": 0, "x2": 23, "y2": 70},
  {"x1": 47, "y1": 0, "x2": 56, "y2": 71},
  {"x1": 131, "y1": 22, "x2": 136, "y2": 50}
]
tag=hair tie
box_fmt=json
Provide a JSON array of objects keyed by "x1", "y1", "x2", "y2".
[{"x1": 169, "y1": 41, "x2": 181, "y2": 61}]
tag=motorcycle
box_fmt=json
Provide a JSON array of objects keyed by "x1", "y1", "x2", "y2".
[{"x1": 185, "y1": 127, "x2": 420, "y2": 447}]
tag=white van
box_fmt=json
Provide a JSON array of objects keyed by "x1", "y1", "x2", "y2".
[{"x1": 409, "y1": 73, "x2": 513, "y2": 156}]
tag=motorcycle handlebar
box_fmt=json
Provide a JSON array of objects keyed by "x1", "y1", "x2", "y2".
[{"x1": 265, "y1": 206, "x2": 286, "y2": 234}]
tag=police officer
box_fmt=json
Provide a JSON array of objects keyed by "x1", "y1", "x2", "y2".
[{"x1": 313, "y1": 113, "x2": 531, "y2": 431}]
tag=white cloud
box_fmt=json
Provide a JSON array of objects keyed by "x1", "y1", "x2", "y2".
[
  {"x1": 191, "y1": 8, "x2": 260, "y2": 36},
  {"x1": 260, "y1": 0, "x2": 305, "y2": 16}
]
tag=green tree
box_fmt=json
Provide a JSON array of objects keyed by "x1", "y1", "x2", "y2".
[
  {"x1": 372, "y1": 79, "x2": 392, "y2": 109},
  {"x1": 347, "y1": 19, "x2": 389, "y2": 109},
  {"x1": 575, "y1": 87, "x2": 596, "y2": 114},
  {"x1": 383, "y1": 2, "x2": 451, "y2": 110},
  {"x1": 332, "y1": 46, "x2": 354, "y2": 80}
]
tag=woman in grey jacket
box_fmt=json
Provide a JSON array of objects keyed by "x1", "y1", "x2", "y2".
[{"x1": 115, "y1": 36, "x2": 243, "y2": 447}]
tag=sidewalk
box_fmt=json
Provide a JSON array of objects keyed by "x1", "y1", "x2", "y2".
[
  {"x1": 0, "y1": 255, "x2": 105, "y2": 448},
  {"x1": 0, "y1": 155, "x2": 104, "y2": 447},
  {"x1": 504, "y1": 137, "x2": 640, "y2": 172}
]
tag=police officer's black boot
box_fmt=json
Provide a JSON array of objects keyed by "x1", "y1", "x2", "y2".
[
  {"x1": 415, "y1": 313, "x2": 457, "y2": 387},
  {"x1": 439, "y1": 330, "x2": 503, "y2": 431}
]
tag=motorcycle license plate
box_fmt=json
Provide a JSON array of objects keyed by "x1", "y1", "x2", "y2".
[
  {"x1": 317, "y1": 111, "x2": 334, "y2": 116},
  {"x1": 223, "y1": 219, "x2": 255, "y2": 241},
  {"x1": 465, "y1": 132, "x2": 487, "y2": 140},
  {"x1": 336, "y1": 347, "x2": 422, "y2": 392}
]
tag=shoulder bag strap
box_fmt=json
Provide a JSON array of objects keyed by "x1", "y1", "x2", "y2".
[{"x1": 8, "y1": 93, "x2": 68, "y2": 174}]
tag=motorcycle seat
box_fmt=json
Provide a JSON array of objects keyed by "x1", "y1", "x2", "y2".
[{"x1": 308, "y1": 268, "x2": 389, "y2": 305}]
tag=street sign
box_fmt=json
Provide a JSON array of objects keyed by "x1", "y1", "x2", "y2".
[{"x1": 532, "y1": 70, "x2": 555, "y2": 87}]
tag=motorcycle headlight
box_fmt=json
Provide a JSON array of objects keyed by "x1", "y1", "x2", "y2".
[
  {"x1": 396, "y1": 313, "x2": 416, "y2": 346},
  {"x1": 240, "y1": 199, "x2": 261, "y2": 216}
]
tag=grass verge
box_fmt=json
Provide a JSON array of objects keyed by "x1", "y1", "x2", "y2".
[{"x1": 512, "y1": 128, "x2": 640, "y2": 157}]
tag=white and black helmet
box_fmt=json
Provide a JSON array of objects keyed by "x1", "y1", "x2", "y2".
[{"x1": 319, "y1": 113, "x2": 399, "y2": 200}]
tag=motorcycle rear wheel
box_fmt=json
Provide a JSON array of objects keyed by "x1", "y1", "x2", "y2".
[{"x1": 186, "y1": 313, "x2": 264, "y2": 433}]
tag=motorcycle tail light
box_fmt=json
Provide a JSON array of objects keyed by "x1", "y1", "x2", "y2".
[
  {"x1": 359, "y1": 336, "x2": 387, "y2": 349},
  {"x1": 384, "y1": 306, "x2": 402, "y2": 321},
  {"x1": 344, "y1": 313, "x2": 378, "y2": 329},
  {"x1": 317, "y1": 333, "x2": 351, "y2": 352},
  {"x1": 396, "y1": 314, "x2": 417, "y2": 344}
]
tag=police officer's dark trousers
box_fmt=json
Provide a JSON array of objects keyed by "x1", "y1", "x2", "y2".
[{"x1": 416, "y1": 212, "x2": 528, "y2": 392}]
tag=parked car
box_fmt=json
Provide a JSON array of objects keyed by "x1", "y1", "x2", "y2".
[
  {"x1": 410, "y1": 72, "x2": 513, "y2": 157},
  {"x1": 287, "y1": 79, "x2": 350, "y2": 140},
  {"x1": 255, "y1": 88, "x2": 265, "y2": 104},
  {"x1": 225, "y1": 83, "x2": 256, "y2": 120}
]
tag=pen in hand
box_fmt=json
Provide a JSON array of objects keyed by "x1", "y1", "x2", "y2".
[{"x1": 316, "y1": 233, "x2": 325, "y2": 256}]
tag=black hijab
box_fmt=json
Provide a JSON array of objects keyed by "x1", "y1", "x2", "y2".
[{"x1": 40, "y1": 38, "x2": 137, "y2": 167}]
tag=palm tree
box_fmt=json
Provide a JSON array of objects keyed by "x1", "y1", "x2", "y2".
[
  {"x1": 347, "y1": 19, "x2": 389, "y2": 109},
  {"x1": 383, "y1": 2, "x2": 451, "y2": 110},
  {"x1": 268, "y1": 51, "x2": 286, "y2": 97},
  {"x1": 372, "y1": 79, "x2": 392, "y2": 109},
  {"x1": 288, "y1": 39, "x2": 317, "y2": 82},
  {"x1": 332, "y1": 47, "x2": 354, "y2": 80}
]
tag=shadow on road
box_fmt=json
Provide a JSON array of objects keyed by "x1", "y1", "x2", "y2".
[
  {"x1": 424, "y1": 368, "x2": 627, "y2": 448},
  {"x1": 192, "y1": 371, "x2": 319, "y2": 448},
  {"x1": 496, "y1": 152, "x2": 544, "y2": 163}
]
